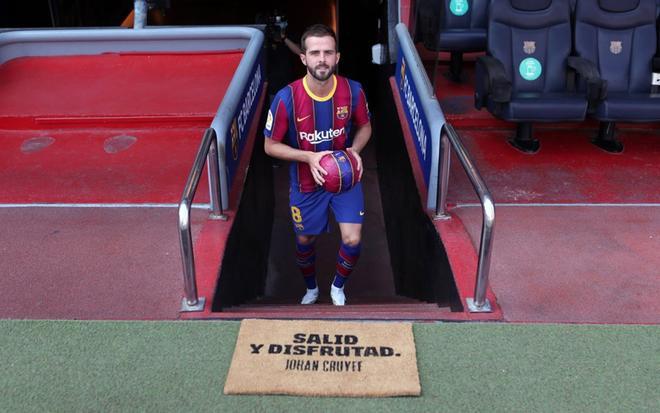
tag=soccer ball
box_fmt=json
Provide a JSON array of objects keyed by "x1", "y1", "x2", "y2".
[{"x1": 319, "y1": 150, "x2": 360, "y2": 193}]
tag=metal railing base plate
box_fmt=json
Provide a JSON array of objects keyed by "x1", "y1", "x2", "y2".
[
  {"x1": 180, "y1": 296, "x2": 206, "y2": 312},
  {"x1": 433, "y1": 213, "x2": 451, "y2": 221},
  {"x1": 466, "y1": 297, "x2": 492, "y2": 313},
  {"x1": 209, "y1": 213, "x2": 228, "y2": 221}
]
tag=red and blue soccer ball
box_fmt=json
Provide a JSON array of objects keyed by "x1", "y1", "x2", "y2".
[{"x1": 319, "y1": 150, "x2": 360, "y2": 194}]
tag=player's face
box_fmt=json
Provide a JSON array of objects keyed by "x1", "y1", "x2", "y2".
[{"x1": 301, "y1": 35, "x2": 340, "y2": 82}]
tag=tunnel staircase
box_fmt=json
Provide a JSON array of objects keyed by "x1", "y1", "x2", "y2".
[{"x1": 217, "y1": 295, "x2": 455, "y2": 320}]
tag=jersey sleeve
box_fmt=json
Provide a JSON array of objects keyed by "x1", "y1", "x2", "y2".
[
  {"x1": 351, "y1": 84, "x2": 371, "y2": 127},
  {"x1": 263, "y1": 92, "x2": 289, "y2": 142}
]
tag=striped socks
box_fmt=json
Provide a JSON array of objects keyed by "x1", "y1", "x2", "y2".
[
  {"x1": 295, "y1": 240, "x2": 317, "y2": 289},
  {"x1": 332, "y1": 242, "x2": 361, "y2": 288}
]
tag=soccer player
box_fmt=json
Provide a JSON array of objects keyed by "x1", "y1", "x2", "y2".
[{"x1": 264, "y1": 24, "x2": 372, "y2": 306}]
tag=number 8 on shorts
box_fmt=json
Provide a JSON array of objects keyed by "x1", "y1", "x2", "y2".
[{"x1": 291, "y1": 206, "x2": 303, "y2": 223}]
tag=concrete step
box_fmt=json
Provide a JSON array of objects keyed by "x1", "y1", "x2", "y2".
[
  {"x1": 230, "y1": 303, "x2": 445, "y2": 312},
  {"x1": 245, "y1": 295, "x2": 429, "y2": 306}
]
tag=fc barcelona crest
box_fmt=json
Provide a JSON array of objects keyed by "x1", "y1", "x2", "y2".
[
  {"x1": 336, "y1": 105, "x2": 349, "y2": 120},
  {"x1": 610, "y1": 41, "x2": 622, "y2": 55},
  {"x1": 523, "y1": 41, "x2": 536, "y2": 55}
]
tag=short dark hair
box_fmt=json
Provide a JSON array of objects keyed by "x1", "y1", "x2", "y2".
[{"x1": 300, "y1": 24, "x2": 337, "y2": 52}]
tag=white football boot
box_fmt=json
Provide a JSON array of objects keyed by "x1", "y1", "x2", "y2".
[
  {"x1": 330, "y1": 285, "x2": 346, "y2": 306},
  {"x1": 300, "y1": 287, "x2": 319, "y2": 305}
]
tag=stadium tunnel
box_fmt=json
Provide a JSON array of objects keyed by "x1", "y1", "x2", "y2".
[{"x1": 205, "y1": 0, "x2": 462, "y2": 313}]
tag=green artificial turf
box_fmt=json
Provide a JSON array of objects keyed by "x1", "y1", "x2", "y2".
[{"x1": 1, "y1": 320, "x2": 658, "y2": 412}]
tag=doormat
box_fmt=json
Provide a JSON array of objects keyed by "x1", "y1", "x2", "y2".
[{"x1": 224, "y1": 319, "x2": 421, "y2": 397}]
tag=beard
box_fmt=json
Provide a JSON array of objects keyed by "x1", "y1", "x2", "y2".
[{"x1": 307, "y1": 62, "x2": 336, "y2": 81}]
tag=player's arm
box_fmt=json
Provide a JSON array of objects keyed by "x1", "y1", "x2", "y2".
[
  {"x1": 349, "y1": 121, "x2": 372, "y2": 154},
  {"x1": 346, "y1": 121, "x2": 371, "y2": 180},
  {"x1": 346, "y1": 87, "x2": 372, "y2": 180}
]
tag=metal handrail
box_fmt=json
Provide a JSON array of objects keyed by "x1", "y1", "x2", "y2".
[
  {"x1": 178, "y1": 128, "x2": 226, "y2": 312},
  {"x1": 133, "y1": 0, "x2": 147, "y2": 29},
  {"x1": 436, "y1": 122, "x2": 495, "y2": 313}
]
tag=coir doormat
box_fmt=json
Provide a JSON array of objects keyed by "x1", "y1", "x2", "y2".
[{"x1": 224, "y1": 319, "x2": 421, "y2": 397}]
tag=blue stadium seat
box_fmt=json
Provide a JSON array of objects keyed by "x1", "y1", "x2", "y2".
[
  {"x1": 574, "y1": 0, "x2": 660, "y2": 152},
  {"x1": 415, "y1": 0, "x2": 489, "y2": 82},
  {"x1": 474, "y1": 0, "x2": 591, "y2": 153}
]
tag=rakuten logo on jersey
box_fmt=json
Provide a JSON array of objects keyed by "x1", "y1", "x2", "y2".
[{"x1": 299, "y1": 127, "x2": 345, "y2": 144}]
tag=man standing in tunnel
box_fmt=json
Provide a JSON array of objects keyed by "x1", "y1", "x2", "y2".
[{"x1": 264, "y1": 24, "x2": 372, "y2": 306}]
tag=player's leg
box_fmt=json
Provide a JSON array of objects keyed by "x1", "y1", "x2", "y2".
[
  {"x1": 295, "y1": 234, "x2": 319, "y2": 304},
  {"x1": 329, "y1": 183, "x2": 365, "y2": 305},
  {"x1": 290, "y1": 188, "x2": 332, "y2": 304}
]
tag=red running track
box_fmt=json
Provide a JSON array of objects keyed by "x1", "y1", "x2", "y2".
[
  {"x1": 0, "y1": 53, "x2": 241, "y2": 124},
  {"x1": 0, "y1": 127, "x2": 212, "y2": 204},
  {"x1": 0, "y1": 207, "x2": 208, "y2": 320},
  {"x1": 454, "y1": 205, "x2": 660, "y2": 324},
  {"x1": 446, "y1": 128, "x2": 660, "y2": 205},
  {"x1": 1, "y1": 52, "x2": 243, "y2": 204},
  {"x1": 0, "y1": 52, "x2": 243, "y2": 320}
]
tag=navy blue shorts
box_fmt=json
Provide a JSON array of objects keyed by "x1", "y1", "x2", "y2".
[{"x1": 289, "y1": 183, "x2": 364, "y2": 235}]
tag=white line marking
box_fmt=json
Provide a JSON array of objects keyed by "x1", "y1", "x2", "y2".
[
  {"x1": 454, "y1": 203, "x2": 660, "y2": 208},
  {"x1": 0, "y1": 203, "x2": 211, "y2": 209}
]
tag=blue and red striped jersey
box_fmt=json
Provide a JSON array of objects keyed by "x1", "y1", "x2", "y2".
[{"x1": 264, "y1": 74, "x2": 370, "y2": 193}]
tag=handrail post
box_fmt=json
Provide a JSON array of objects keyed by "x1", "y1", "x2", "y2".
[
  {"x1": 208, "y1": 137, "x2": 228, "y2": 221},
  {"x1": 178, "y1": 200, "x2": 205, "y2": 312},
  {"x1": 468, "y1": 196, "x2": 495, "y2": 312},
  {"x1": 434, "y1": 133, "x2": 451, "y2": 220},
  {"x1": 133, "y1": 0, "x2": 147, "y2": 29},
  {"x1": 178, "y1": 128, "x2": 220, "y2": 312},
  {"x1": 443, "y1": 123, "x2": 494, "y2": 313}
]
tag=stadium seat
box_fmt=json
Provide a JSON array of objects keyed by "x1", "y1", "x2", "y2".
[
  {"x1": 574, "y1": 0, "x2": 660, "y2": 152},
  {"x1": 474, "y1": 0, "x2": 592, "y2": 153},
  {"x1": 415, "y1": 0, "x2": 489, "y2": 82}
]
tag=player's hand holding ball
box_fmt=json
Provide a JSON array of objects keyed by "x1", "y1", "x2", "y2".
[
  {"x1": 307, "y1": 150, "x2": 332, "y2": 186},
  {"x1": 346, "y1": 147, "x2": 363, "y2": 180}
]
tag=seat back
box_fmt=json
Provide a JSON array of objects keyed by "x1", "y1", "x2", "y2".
[
  {"x1": 574, "y1": 0, "x2": 657, "y2": 93},
  {"x1": 441, "y1": 0, "x2": 489, "y2": 30},
  {"x1": 488, "y1": 0, "x2": 573, "y2": 94},
  {"x1": 415, "y1": 0, "x2": 488, "y2": 50}
]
